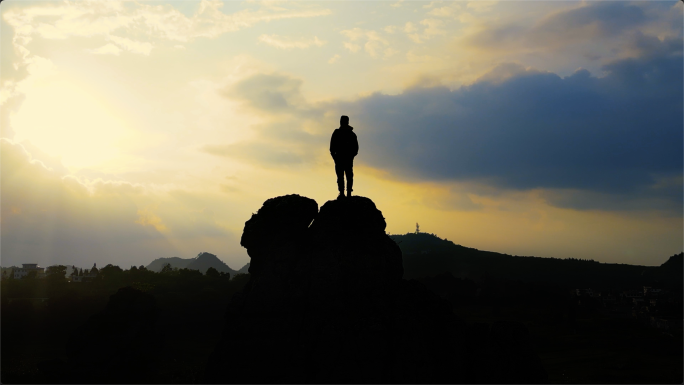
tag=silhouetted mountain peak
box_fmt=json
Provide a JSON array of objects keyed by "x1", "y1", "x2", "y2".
[
  {"x1": 661, "y1": 252, "x2": 683, "y2": 269},
  {"x1": 194, "y1": 252, "x2": 217, "y2": 262},
  {"x1": 186, "y1": 252, "x2": 234, "y2": 275}
]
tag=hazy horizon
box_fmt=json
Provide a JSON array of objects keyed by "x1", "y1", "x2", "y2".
[{"x1": 1, "y1": 0, "x2": 682, "y2": 269}]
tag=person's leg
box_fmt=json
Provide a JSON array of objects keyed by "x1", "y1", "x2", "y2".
[
  {"x1": 345, "y1": 158, "x2": 354, "y2": 196},
  {"x1": 334, "y1": 160, "x2": 345, "y2": 194}
]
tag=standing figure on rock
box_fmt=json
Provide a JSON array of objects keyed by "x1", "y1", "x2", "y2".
[{"x1": 330, "y1": 115, "x2": 359, "y2": 198}]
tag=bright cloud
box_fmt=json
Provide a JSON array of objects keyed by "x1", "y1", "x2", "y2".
[
  {"x1": 258, "y1": 34, "x2": 326, "y2": 49},
  {"x1": 340, "y1": 28, "x2": 390, "y2": 57},
  {"x1": 88, "y1": 43, "x2": 123, "y2": 56},
  {"x1": 328, "y1": 54, "x2": 341, "y2": 64},
  {"x1": 1, "y1": 138, "x2": 247, "y2": 268},
  {"x1": 108, "y1": 35, "x2": 154, "y2": 55}
]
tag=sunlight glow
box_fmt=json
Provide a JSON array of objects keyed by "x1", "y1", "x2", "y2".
[{"x1": 12, "y1": 79, "x2": 131, "y2": 170}]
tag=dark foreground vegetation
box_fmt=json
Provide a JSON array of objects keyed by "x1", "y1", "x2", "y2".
[
  {"x1": 1, "y1": 198, "x2": 681, "y2": 384},
  {"x1": 1, "y1": 266, "x2": 250, "y2": 384}
]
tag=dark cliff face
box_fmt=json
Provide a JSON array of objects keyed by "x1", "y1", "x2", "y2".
[{"x1": 205, "y1": 194, "x2": 547, "y2": 384}]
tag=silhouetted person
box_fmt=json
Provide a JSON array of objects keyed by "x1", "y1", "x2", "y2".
[{"x1": 330, "y1": 115, "x2": 358, "y2": 198}]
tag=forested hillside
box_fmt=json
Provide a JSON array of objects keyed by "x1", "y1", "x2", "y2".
[{"x1": 392, "y1": 232, "x2": 682, "y2": 290}]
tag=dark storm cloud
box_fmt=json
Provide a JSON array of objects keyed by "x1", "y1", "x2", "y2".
[
  {"x1": 328, "y1": 35, "x2": 682, "y2": 209},
  {"x1": 468, "y1": 2, "x2": 654, "y2": 50},
  {"x1": 539, "y1": 177, "x2": 683, "y2": 214}
]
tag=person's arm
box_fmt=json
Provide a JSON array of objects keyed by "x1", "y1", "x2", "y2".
[
  {"x1": 330, "y1": 130, "x2": 338, "y2": 157},
  {"x1": 352, "y1": 132, "x2": 359, "y2": 157}
]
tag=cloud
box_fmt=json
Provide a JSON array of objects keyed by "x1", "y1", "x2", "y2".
[
  {"x1": 325, "y1": 36, "x2": 682, "y2": 212},
  {"x1": 4, "y1": 0, "x2": 332, "y2": 42},
  {"x1": 1, "y1": 138, "x2": 164, "y2": 267},
  {"x1": 211, "y1": 72, "x2": 328, "y2": 168},
  {"x1": 222, "y1": 73, "x2": 310, "y2": 114},
  {"x1": 466, "y1": 1, "x2": 497, "y2": 13},
  {"x1": 2, "y1": 0, "x2": 332, "y2": 65},
  {"x1": 534, "y1": 2, "x2": 648, "y2": 40},
  {"x1": 384, "y1": 25, "x2": 397, "y2": 34},
  {"x1": 1, "y1": 138, "x2": 244, "y2": 267},
  {"x1": 328, "y1": 54, "x2": 341, "y2": 64},
  {"x1": 258, "y1": 34, "x2": 326, "y2": 49},
  {"x1": 340, "y1": 28, "x2": 390, "y2": 57},
  {"x1": 200, "y1": 97, "x2": 327, "y2": 168},
  {"x1": 86, "y1": 36, "x2": 153, "y2": 56},
  {"x1": 88, "y1": 43, "x2": 123, "y2": 56},
  {"x1": 405, "y1": 19, "x2": 446, "y2": 43},
  {"x1": 404, "y1": 22, "x2": 418, "y2": 34},
  {"x1": 464, "y1": 2, "x2": 657, "y2": 51},
  {"x1": 108, "y1": 35, "x2": 153, "y2": 55},
  {"x1": 384, "y1": 48, "x2": 399, "y2": 59},
  {"x1": 428, "y1": 3, "x2": 462, "y2": 17},
  {"x1": 343, "y1": 42, "x2": 361, "y2": 53},
  {"x1": 539, "y1": 175, "x2": 683, "y2": 214}
]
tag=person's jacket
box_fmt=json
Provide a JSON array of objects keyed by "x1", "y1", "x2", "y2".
[{"x1": 330, "y1": 126, "x2": 359, "y2": 159}]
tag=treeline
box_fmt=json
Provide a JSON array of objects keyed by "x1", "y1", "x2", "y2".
[{"x1": 1, "y1": 264, "x2": 251, "y2": 384}]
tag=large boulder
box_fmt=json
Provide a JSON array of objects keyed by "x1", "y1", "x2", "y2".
[{"x1": 205, "y1": 195, "x2": 547, "y2": 384}]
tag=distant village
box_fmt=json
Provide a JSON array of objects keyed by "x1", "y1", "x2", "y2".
[
  {"x1": 574, "y1": 285, "x2": 682, "y2": 331},
  {"x1": 2, "y1": 263, "x2": 100, "y2": 282}
]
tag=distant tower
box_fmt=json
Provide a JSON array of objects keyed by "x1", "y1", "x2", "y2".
[{"x1": 415, "y1": 223, "x2": 420, "y2": 234}]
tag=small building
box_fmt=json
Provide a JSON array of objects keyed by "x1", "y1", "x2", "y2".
[{"x1": 13, "y1": 264, "x2": 45, "y2": 279}]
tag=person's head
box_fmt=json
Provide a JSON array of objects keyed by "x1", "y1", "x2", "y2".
[{"x1": 340, "y1": 115, "x2": 349, "y2": 127}]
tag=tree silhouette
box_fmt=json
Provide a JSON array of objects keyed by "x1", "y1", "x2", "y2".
[
  {"x1": 160, "y1": 263, "x2": 173, "y2": 274},
  {"x1": 46, "y1": 265, "x2": 67, "y2": 282},
  {"x1": 206, "y1": 267, "x2": 220, "y2": 278}
]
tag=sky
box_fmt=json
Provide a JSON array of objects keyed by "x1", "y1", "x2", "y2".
[{"x1": 1, "y1": 0, "x2": 682, "y2": 270}]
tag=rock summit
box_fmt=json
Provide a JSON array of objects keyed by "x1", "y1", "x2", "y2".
[{"x1": 205, "y1": 194, "x2": 547, "y2": 383}]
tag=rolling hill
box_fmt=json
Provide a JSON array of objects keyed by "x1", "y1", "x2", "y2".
[
  {"x1": 392, "y1": 232, "x2": 682, "y2": 290},
  {"x1": 146, "y1": 252, "x2": 240, "y2": 275}
]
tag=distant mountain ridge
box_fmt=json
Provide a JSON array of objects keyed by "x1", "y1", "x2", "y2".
[
  {"x1": 145, "y1": 257, "x2": 194, "y2": 272},
  {"x1": 236, "y1": 262, "x2": 250, "y2": 274},
  {"x1": 146, "y1": 253, "x2": 247, "y2": 275},
  {"x1": 391, "y1": 232, "x2": 682, "y2": 289}
]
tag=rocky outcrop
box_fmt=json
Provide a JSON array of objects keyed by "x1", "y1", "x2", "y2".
[{"x1": 205, "y1": 194, "x2": 547, "y2": 383}]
